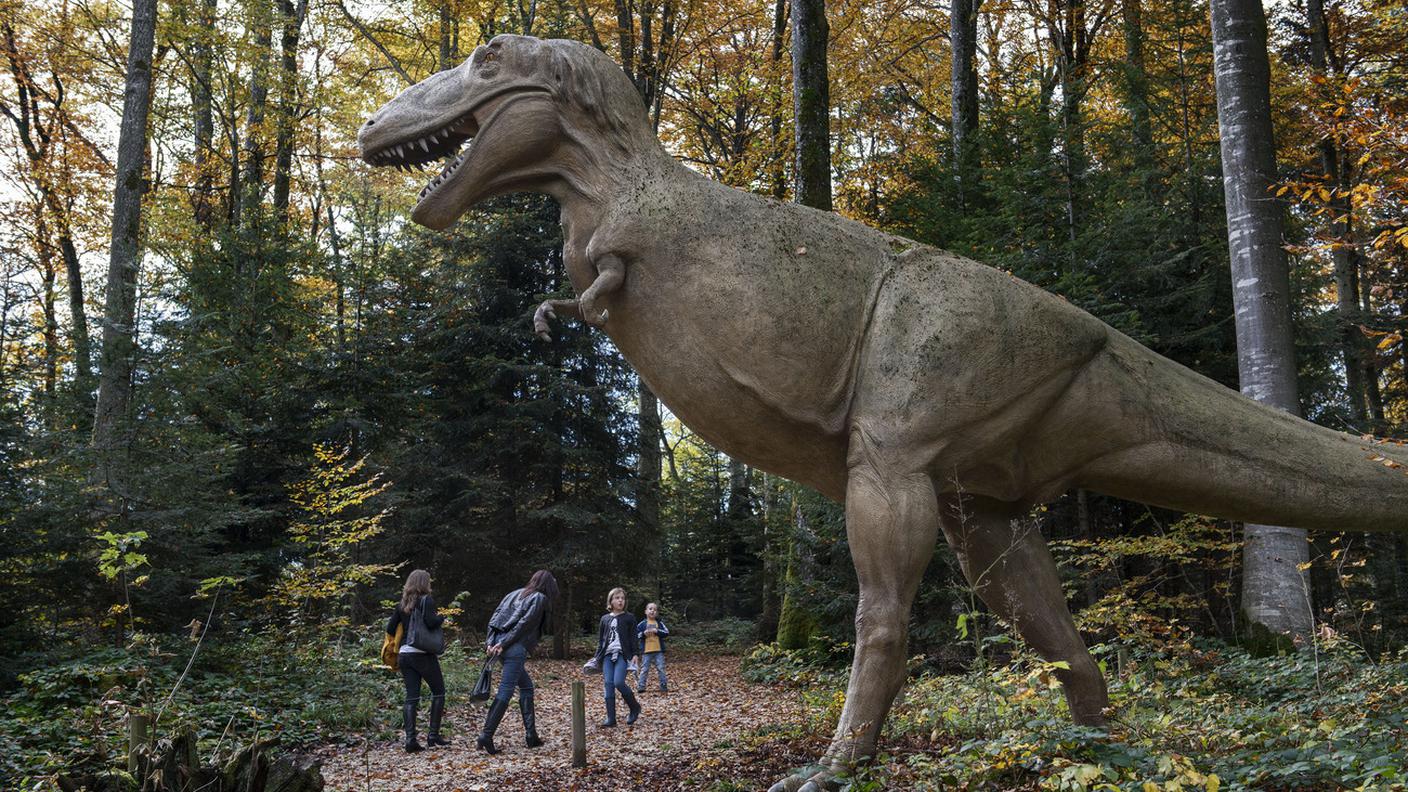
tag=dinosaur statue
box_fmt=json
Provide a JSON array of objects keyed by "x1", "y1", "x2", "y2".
[{"x1": 359, "y1": 34, "x2": 1408, "y2": 791}]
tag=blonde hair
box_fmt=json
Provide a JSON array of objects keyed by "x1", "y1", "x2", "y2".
[
  {"x1": 401, "y1": 569, "x2": 432, "y2": 613},
  {"x1": 606, "y1": 587, "x2": 626, "y2": 610}
]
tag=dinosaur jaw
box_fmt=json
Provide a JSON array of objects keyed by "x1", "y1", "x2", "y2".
[{"x1": 361, "y1": 86, "x2": 553, "y2": 230}]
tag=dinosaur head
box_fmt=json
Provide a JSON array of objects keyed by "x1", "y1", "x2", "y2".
[{"x1": 359, "y1": 35, "x2": 653, "y2": 229}]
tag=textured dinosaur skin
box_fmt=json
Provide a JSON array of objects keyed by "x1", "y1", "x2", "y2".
[{"x1": 360, "y1": 34, "x2": 1408, "y2": 791}]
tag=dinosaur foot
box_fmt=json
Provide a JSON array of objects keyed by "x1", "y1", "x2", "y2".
[{"x1": 767, "y1": 764, "x2": 841, "y2": 792}]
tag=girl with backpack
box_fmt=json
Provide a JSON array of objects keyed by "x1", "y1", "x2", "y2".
[{"x1": 385, "y1": 569, "x2": 447, "y2": 752}]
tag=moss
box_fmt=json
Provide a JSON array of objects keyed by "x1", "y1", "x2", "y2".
[{"x1": 1241, "y1": 614, "x2": 1297, "y2": 657}]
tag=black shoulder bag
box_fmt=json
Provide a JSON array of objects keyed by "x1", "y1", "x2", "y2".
[{"x1": 406, "y1": 596, "x2": 445, "y2": 655}]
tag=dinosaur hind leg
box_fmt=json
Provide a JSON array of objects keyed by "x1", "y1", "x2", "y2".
[
  {"x1": 939, "y1": 494, "x2": 1108, "y2": 725},
  {"x1": 769, "y1": 426, "x2": 940, "y2": 792}
]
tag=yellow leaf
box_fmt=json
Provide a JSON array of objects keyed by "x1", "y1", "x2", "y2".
[{"x1": 1207, "y1": 775, "x2": 1221, "y2": 792}]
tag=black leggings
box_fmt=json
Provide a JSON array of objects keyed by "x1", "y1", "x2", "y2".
[{"x1": 399, "y1": 652, "x2": 445, "y2": 708}]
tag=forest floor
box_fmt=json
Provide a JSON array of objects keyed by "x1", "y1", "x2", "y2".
[{"x1": 313, "y1": 654, "x2": 819, "y2": 791}]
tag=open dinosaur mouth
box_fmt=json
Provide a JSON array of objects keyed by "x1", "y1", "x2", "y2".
[
  {"x1": 363, "y1": 87, "x2": 554, "y2": 209},
  {"x1": 363, "y1": 111, "x2": 480, "y2": 202}
]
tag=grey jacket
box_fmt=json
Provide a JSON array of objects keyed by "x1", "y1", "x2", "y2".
[{"x1": 487, "y1": 588, "x2": 549, "y2": 652}]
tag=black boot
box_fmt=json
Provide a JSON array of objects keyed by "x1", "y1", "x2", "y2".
[
  {"x1": 426, "y1": 695, "x2": 450, "y2": 747},
  {"x1": 521, "y1": 691, "x2": 543, "y2": 748},
  {"x1": 622, "y1": 687, "x2": 642, "y2": 725},
  {"x1": 600, "y1": 695, "x2": 617, "y2": 728},
  {"x1": 402, "y1": 702, "x2": 423, "y2": 752},
  {"x1": 476, "y1": 696, "x2": 510, "y2": 754}
]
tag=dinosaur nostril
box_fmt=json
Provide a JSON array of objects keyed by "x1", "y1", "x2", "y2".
[{"x1": 365, "y1": 118, "x2": 376, "y2": 127}]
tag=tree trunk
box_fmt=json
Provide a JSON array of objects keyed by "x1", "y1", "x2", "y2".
[
  {"x1": 1055, "y1": 0, "x2": 1087, "y2": 247},
  {"x1": 191, "y1": 0, "x2": 217, "y2": 230},
  {"x1": 1122, "y1": 0, "x2": 1155, "y2": 173},
  {"x1": 1306, "y1": 0, "x2": 1371, "y2": 428},
  {"x1": 790, "y1": 0, "x2": 831, "y2": 211},
  {"x1": 950, "y1": 0, "x2": 979, "y2": 199},
  {"x1": 93, "y1": 0, "x2": 158, "y2": 507},
  {"x1": 758, "y1": 474, "x2": 780, "y2": 641},
  {"x1": 1210, "y1": 0, "x2": 1311, "y2": 641},
  {"x1": 769, "y1": 0, "x2": 788, "y2": 199},
  {"x1": 38, "y1": 211, "x2": 59, "y2": 406},
  {"x1": 272, "y1": 0, "x2": 307, "y2": 221},
  {"x1": 439, "y1": 1, "x2": 455, "y2": 71},
  {"x1": 241, "y1": 0, "x2": 273, "y2": 222}
]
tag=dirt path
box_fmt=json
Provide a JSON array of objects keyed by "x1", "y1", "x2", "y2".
[{"x1": 315, "y1": 654, "x2": 818, "y2": 791}]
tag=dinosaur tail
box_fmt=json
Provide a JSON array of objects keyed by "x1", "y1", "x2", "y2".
[{"x1": 1076, "y1": 333, "x2": 1408, "y2": 533}]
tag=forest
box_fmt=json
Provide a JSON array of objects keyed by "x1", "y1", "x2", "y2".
[{"x1": 1, "y1": 0, "x2": 1407, "y2": 788}]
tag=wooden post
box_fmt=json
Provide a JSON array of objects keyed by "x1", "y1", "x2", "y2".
[
  {"x1": 570, "y1": 680, "x2": 586, "y2": 768},
  {"x1": 127, "y1": 709, "x2": 150, "y2": 774}
]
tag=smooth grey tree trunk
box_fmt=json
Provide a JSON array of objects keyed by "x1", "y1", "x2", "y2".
[
  {"x1": 950, "y1": 0, "x2": 979, "y2": 199},
  {"x1": 791, "y1": 0, "x2": 831, "y2": 211},
  {"x1": 93, "y1": 0, "x2": 158, "y2": 505},
  {"x1": 1209, "y1": 0, "x2": 1312, "y2": 641}
]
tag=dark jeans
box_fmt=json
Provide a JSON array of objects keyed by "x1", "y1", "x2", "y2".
[
  {"x1": 495, "y1": 643, "x2": 534, "y2": 701},
  {"x1": 400, "y1": 651, "x2": 445, "y2": 709}
]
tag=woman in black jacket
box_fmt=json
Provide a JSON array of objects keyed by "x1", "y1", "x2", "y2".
[
  {"x1": 584, "y1": 586, "x2": 641, "y2": 727},
  {"x1": 385, "y1": 569, "x2": 447, "y2": 752},
  {"x1": 477, "y1": 569, "x2": 559, "y2": 754}
]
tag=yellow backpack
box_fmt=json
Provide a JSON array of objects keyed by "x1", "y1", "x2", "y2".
[{"x1": 381, "y1": 623, "x2": 404, "y2": 671}]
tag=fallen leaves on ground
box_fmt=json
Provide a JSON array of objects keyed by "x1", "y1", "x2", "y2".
[{"x1": 314, "y1": 654, "x2": 815, "y2": 791}]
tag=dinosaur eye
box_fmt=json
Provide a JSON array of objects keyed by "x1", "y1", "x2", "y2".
[{"x1": 481, "y1": 50, "x2": 498, "y2": 65}]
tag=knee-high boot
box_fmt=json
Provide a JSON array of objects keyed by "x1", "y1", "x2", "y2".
[
  {"x1": 600, "y1": 694, "x2": 617, "y2": 727},
  {"x1": 621, "y1": 686, "x2": 642, "y2": 725},
  {"x1": 476, "y1": 696, "x2": 510, "y2": 755},
  {"x1": 427, "y1": 695, "x2": 450, "y2": 747},
  {"x1": 402, "y1": 702, "x2": 422, "y2": 752},
  {"x1": 520, "y1": 690, "x2": 542, "y2": 747}
]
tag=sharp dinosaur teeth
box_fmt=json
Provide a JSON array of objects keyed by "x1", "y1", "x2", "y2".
[{"x1": 420, "y1": 139, "x2": 430, "y2": 152}]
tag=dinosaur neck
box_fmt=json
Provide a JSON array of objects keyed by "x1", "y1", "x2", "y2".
[{"x1": 544, "y1": 134, "x2": 677, "y2": 250}]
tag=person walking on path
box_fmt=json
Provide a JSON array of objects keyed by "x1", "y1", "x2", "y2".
[
  {"x1": 477, "y1": 570, "x2": 559, "y2": 754},
  {"x1": 635, "y1": 602, "x2": 670, "y2": 694},
  {"x1": 386, "y1": 569, "x2": 448, "y2": 752},
  {"x1": 585, "y1": 587, "x2": 642, "y2": 727}
]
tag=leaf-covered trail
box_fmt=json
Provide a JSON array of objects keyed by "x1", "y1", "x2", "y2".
[{"x1": 315, "y1": 654, "x2": 816, "y2": 791}]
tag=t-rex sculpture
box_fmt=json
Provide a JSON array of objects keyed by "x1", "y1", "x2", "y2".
[{"x1": 360, "y1": 34, "x2": 1408, "y2": 791}]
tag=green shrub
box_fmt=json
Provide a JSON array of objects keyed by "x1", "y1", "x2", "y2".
[
  {"x1": 672, "y1": 617, "x2": 760, "y2": 652},
  {"x1": 778, "y1": 640, "x2": 1408, "y2": 791}
]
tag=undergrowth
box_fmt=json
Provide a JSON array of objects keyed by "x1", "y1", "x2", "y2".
[
  {"x1": 0, "y1": 629, "x2": 460, "y2": 788},
  {"x1": 743, "y1": 638, "x2": 1408, "y2": 791}
]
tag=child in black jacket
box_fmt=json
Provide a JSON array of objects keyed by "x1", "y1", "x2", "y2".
[{"x1": 583, "y1": 586, "x2": 641, "y2": 726}]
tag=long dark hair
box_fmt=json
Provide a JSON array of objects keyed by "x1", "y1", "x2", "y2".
[
  {"x1": 520, "y1": 569, "x2": 559, "y2": 603},
  {"x1": 401, "y1": 569, "x2": 431, "y2": 613}
]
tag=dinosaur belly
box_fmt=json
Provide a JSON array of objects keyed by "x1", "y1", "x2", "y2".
[{"x1": 595, "y1": 189, "x2": 895, "y2": 500}]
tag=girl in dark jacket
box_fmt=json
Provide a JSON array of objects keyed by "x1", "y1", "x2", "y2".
[
  {"x1": 386, "y1": 569, "x2": 447, "y2": 752},
  {"x1": 583, "y1": 586, "x2": 641, "y2": 727},
  {"x1": 477, "y1": 569, "x2": 559, "y2": 754}
]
